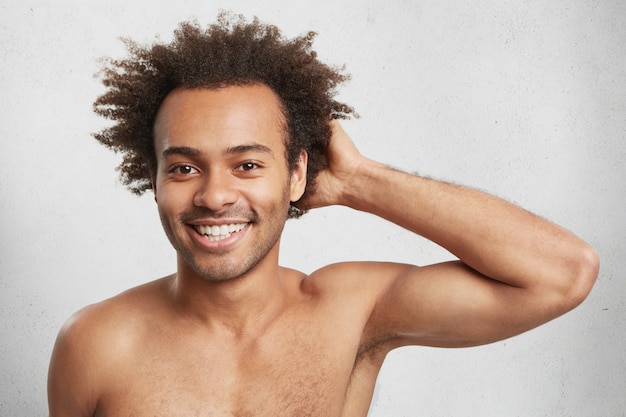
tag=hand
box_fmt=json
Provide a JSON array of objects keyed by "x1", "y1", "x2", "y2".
[{"x1": 296, "y1": 120, "x2": 367, "y2": 210}]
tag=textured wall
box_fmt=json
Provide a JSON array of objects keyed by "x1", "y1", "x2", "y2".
[{"x1": 1, "y1": 1, "x2": 624, "y2": 416}]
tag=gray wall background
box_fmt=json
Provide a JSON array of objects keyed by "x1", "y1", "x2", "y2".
[{"x1": 1, "y1": 1, "x2": 624, "y2": 416}]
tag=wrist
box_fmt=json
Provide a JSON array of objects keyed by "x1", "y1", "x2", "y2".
[{"x1": 340, "y1": 158, "x2": 391, "y2": 210}]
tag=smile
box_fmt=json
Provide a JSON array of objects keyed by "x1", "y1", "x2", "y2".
[{"x1": 193, "y1": 223, "x2": 248, "y2": 242}]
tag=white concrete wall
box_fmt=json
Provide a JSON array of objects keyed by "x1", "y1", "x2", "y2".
[{"x1": 1, "y1": 1, "x2": 624, "y2": 415}]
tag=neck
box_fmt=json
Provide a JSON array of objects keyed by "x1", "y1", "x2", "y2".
[{"x1": 169, "y1": 246, "x2": 288, "y2": 335}]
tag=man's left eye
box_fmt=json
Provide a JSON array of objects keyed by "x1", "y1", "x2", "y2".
[{"x1": 238, "y1": 162, "x2": 258, "y2": 171}]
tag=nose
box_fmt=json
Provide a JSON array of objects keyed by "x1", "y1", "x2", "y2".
[{"x1": 193, "y1": 170, "x2": 238, "y2": 211}]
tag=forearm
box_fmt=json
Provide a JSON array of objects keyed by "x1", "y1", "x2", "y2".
[{"x1": 341, "y1": 158, "x2": 598, "y2": 292}]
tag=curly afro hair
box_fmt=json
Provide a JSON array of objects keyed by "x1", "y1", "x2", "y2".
[{"x1": 93, "y1": 12, "x2": 355, "y2": 218}]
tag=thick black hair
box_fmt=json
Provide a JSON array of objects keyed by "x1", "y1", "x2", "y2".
[{"x1": 93, "y1": 12, "x2": 355, "y2": 217}]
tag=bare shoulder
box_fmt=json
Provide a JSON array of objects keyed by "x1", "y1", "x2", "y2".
[
  {"x1": 59, "y1": 276, "x2": 172, "y2": 343},
  {"x1": 306, "y1": 261, "x2": 414, "y2": 298},
  {"x1": 305, "y1": 261, "x2": 442, "y2": 353},
  {"x1": 304, "y1": 261, "x2": 417, "y2": 340},
  {"x1": 48, "y1": 277, "x2": 173, "y2": 416}
]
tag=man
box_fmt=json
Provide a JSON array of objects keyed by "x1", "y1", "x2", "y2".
[{"x1": 48, "y1": 14, "x2": 599, "y2": 417}]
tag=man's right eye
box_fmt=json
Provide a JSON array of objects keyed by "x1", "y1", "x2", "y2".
[{"x1": 169, "y1": 165, "x2": 198, "y2": 175}]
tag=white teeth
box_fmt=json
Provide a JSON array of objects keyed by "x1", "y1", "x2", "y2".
[{"x1": 195, "y1": 223, "x2": 247, "y2": 241}]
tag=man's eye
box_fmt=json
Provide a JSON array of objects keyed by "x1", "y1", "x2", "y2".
[
  {"x1": 171, "y1": 165, "x2": 198, "y2": 175},
  {"x1": 238, "y1": 162, "x2": 258, "y2": 171}
]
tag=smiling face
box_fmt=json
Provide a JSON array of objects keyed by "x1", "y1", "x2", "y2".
[{"x1": 152, "y1": 84, "x2": 307, "y2": 282}]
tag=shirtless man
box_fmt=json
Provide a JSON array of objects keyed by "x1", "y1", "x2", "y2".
[{"x1": 47, "y1": 15, "x2": 599, "y2": 417}]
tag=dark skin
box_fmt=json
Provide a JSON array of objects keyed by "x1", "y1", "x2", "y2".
[{"x1": 48, "y1": 84, "x2": 599, "y2": 417}]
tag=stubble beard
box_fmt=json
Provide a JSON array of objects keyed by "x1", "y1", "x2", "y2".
[
  {"x1": 177, "y1": 211, "x2": 287, "y2": 283},
  {"x1": 160, "y1": 192, "x2": 291, "y2": 283}
]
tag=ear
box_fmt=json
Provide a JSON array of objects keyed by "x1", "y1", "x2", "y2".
[
  {"x1": 289, "y1": 150, "x2": 308, "y2": 202},
  {"x1": 151, "y1": 178, "x2": 158, "y2": 203}
]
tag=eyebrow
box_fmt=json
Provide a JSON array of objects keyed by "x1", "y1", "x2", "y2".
[
  {"x1": 225, "y1": 143, "x2": 274, "y2": 157},
  {"x1": 161, "y1": 146, "x2": 200, "y2": 159},
  {"x1": 161, "y1": 143, "x2": 274, "y2": 159}
]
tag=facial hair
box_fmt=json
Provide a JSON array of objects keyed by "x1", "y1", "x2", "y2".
[{"x1": 159, "y1": 186, "x2": 291, "y2": 283}]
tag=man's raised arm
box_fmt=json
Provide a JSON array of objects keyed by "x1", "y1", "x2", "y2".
[{"x1": 304, "y1": 121, "x2": 599, "y2": 348}]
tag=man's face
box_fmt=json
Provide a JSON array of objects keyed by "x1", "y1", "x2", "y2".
[{"x1": 152, "y1": 84, "x2": 307, "y2": 282}]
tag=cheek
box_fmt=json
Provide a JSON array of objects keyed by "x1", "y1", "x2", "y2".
[
  {"x1": 155, "y1": 183, "x2": 191, "y2": 213},
  {"x1": 245, "y1": 177, "x2": 291, "y2": 208}
]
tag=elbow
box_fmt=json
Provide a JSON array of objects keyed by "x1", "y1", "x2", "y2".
[{"x1": 561, "y1": 242, "x2": 600, "y2": 311}]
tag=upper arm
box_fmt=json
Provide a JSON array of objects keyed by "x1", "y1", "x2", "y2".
[
  {"x1": 363, "y1": 260, "x2": 573, "y2": 349},
  {"x1": 48, "y1": 310, "x2": 101, "y2": 417}
]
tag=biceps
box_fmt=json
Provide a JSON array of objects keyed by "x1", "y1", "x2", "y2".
[{"x1": 370, "y1": 261, "x2": 538, "y2": 348}]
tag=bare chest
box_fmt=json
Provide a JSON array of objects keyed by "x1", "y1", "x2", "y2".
[{"x1": 96, "y1": 319, "x2": 376, "y2": 417}]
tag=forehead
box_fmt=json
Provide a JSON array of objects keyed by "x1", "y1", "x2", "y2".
[{"x1": 153, "y1": 84, "x2": 288, "y2": 156}]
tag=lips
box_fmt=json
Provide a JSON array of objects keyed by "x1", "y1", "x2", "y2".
[{"x1": 192, "y1": 223, "x2": 248, "y2": 242}]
